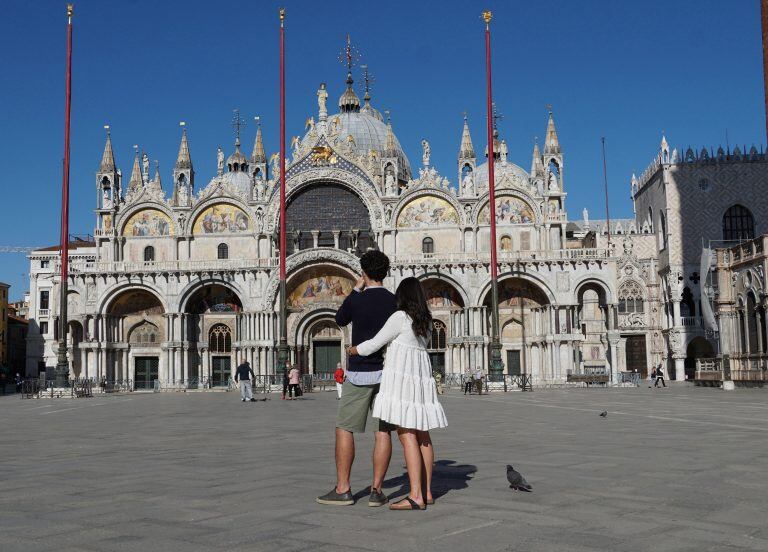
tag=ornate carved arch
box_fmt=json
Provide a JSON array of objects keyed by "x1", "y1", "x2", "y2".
[
  {"x1": 263, "y1": 168, "x2": 384, "y2": 234},
  {"x1": 392, "y1": 189, "x2": 465, "y2": 227}
]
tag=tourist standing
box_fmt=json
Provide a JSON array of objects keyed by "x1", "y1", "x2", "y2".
[
  {"x1": 317, "y1": 250, "x2": 397, "y2": 508},
  {"x1": 347, "y1": 277, "x2": 448, "y2": 510},
  {"x1": 654, "y1": 365, "x2": 667, "y2": 387},
  {"x1": 334, "y1": 362, "x2": 345, "y2": 399},
  {"x1": 15, "y1": 373, "x2": 23, "y2": 393},
  {"x1": 649, "y1": 366, "x2": 657, "y2": 388},
  {"x1": 288, "y1": 364, "x2": 301, "y2": 399},
  {"x1": 281, "y1": 368, "x2": 289, "y2": 400},
  {"x1": 234, "y1": 359, "x2": 256, "y2": 402},
  {"x1": 473, "y1": 367, "x2": 485, "y2": 395},
  {"x1": 463, "y1": 366, "x2": 473, "y2": 395}
]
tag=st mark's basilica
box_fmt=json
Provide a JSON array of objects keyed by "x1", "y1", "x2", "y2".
[{"x1": 24, "y1": 56, "x2": 768, "y2": 388}]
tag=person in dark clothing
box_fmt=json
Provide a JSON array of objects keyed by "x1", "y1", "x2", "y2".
[
  {"x1": 281, "y1": 369, "x2": 289, "y2": 400},
  {"x1": 654, "y1": 365, "x2": 667, "y2": 387},
  {"x1": 317, "y1": 250, "x2": 397, "y2": 508},
  {"x1": 15, "y1": 373, "x2": 23, "y2": 393},
  {"x1": 234, "y1": 359, "x2": 256, "y2": 402}
]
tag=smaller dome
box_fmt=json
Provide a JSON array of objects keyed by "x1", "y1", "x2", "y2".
[
  {"x1": 474, "y1": 160, "x2": 530, "y2": 192},
  {"x1": 227, "y1": 141, "x2": 249, "y2": 172},
  {"x1": 339, "y1": 73, "x2": 361, "y2": 113},
  {"x1": 222, "y1": 170, "x2": 252, "y2": 197}
]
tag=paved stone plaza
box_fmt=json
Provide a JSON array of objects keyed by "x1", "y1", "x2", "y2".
[{"x1": 1, "y1": 386, "x2": 766, "y2": 552}]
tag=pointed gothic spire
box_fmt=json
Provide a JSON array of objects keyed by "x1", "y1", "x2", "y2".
[
  {"x1": 251, "y1": 117, "x2": 266, "y2": 163},
  {"x1": 384, "y1": 112, "x2": 397, "y2": 157},
  {"x1": 544, "y1": 109, "x2": 560, "y2": 154},
  {"x1": 531, "y1": 139, "x2": 543, "y2": 175},
  {"x1": 153, "y1": 160, "x2": 162, "y2": 186},
  {"x1": 459, "y1": 114, "x2": 475, "y2": 159},
  {"x1": 175, "y1": 123, "x2": 192, "y2": 170},
  {"x1": 128, "y1": 147, "x2": 142, "y2": 189},
  {"x1": 100, "y1": 126, "x2": 115, "y2": 171}
]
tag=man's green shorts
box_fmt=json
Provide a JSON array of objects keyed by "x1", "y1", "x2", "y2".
[{"x1": 336, "y1": 381, "x2": 396, "y2": 433}]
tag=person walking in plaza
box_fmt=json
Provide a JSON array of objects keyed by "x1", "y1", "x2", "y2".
[
  {"x1": 15, "y1": 372, "x2": 23, "y2": 394},
  {"x1": 463, "y1": 366, "x2": 473, "y2": 395},
  {"x1": 473, "y1": 366, "x2": 485, "y2": 395},
  {"x1": 288, "y1": 364, "x2": 301, "y2": 399},
  {"x1": 649, "y1": 366, "x2": 657, "y2": 388},
  {"x1": 317, "y1": 250, "x2": 397, "y2": 508},
  {"x1": 347, "y1": 277, "x2": 448, "y2": 510},
  {"x1": 281, "y1": 368, "x2": 289, "y2": 400},
  {"x1": 234, "y1": 359, "x2": 256, "y2": 402},
  {"x1": 334, "y1": 362, "x2": 345, "y2": 399},
  {"x1": 654, "y1": 364, "x2": 667, "y2": 387}
]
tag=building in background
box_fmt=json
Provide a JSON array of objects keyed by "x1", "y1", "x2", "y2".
[
  {"x1": 11, "y1": 292, "x2": 30, "y2": 320},
  {"x1": 0, "y1": 282, "x2": 9, "y2": 370},
  {"x1": 23, "y1": 64, "x2": 768, "y2": 388}
]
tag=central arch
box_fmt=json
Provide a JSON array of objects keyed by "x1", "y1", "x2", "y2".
[{"x1": 284, "y1": 182, "x2": 374, "y2": 254}]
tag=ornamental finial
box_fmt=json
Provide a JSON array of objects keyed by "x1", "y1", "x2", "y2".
[
  {"x1": 279, "y1": 7, "x2": 285, "y2": 26},
  {"x1": 482, "y1": 10, "x2": 492, "y2": 26},
  {"x1": 67, "y1": 4, "x2": 74, "y2": 22}
]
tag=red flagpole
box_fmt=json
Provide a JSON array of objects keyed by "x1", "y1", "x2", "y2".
[
  {"x1": 55, "y1": 4, "x2": 74, "y2": 386},
  {"x1": 277, "y1": 8, "x2": 289, "y2": 374},
  {"x1": 483, "y1": 10, "x2": 503, "y2": 379}
]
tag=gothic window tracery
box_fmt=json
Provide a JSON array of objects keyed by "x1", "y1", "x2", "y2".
[
  {"x1": 218, "y1": 243, "x2": 229, "y2": 260},
  {"x1": 428, "y1": 320, "x2": 446, "y2": 351},
  {"x1": 618, "y1": 280, "x2": 644, "y2": 314},
  {"x1": 209, "y1": 324, "x2": 232, "y2": 353}
]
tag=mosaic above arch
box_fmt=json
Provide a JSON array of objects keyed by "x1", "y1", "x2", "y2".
[
  {"x1": 193, "y1": 203, "x2": 250, "y2": 235},
  {"x1": 288, "y1": 266, "x2": 355, "y2": 309},
  {"x1": 397, "y1": 195, "x2": 460, "y2": 228},
  {"x1": 122, "y1": 209, "x2": 173, "y2": 237},
  {"x1": 422, "y1": 279, "x2": 464, "y2": 308},
  {"x1": 478, "y1": 196, "x2": 535, "y2": 225}
]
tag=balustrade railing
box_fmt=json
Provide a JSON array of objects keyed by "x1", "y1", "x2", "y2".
[{"x1": 681, "y1": 316, "x2": 702, "y2": 328}]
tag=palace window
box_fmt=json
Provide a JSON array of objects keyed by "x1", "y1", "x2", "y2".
[
  {"x1": 618, "y1": 280, "x2": 644, "y2": 314},
  {"x1": 422, "y1": 237, "x2": 434, "y2": 254},
  {"x1": 209, "y1": 324, "x2": 232, "y2": 353},
  {"x1": 40, "y1": 321, "x2": 48, "y2": 335},
  {"x1": 428, "y1": 320, "x2": 446, "y2": 350},
  {"x1": 218, "y1": 243, "x2": 229, "y2": 260},
  {"x1": 39, "y1": 290, "x2": 49, "y2": 310},
  {"x1": 143, "y1": 246, "x2": 155, "y2": 262},
  {"x1": 722, "y1": 205, "x2": 755, "y2": 241},
  {"x1": 40, "y1": 260, "x2": 50, "y2": 269}
]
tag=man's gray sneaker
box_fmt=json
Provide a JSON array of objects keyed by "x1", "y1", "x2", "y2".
[
  {"x1": 316, "y1": 488, "x2": 354, "y2": 506},
  {"x1": 368, "y1": 488, "x2": 388, "y2": 507}
]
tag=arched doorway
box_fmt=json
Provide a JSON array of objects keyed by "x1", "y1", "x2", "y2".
[
  {"x1": 308, "y1": 320, "x2": 343, "y2": 376},
  {"x1": 106, "y1": 289, "x2": 165, "y2": 387},
  {"x1": 209, "y1": 323, "x2": 233, "y2": 387},
  {"x1": 184, "y1": 284, "x2": 242, "y2": 387},
  {"x1": 421, "y1": 278, "x2": 464, "y2": 375},
  {"x1": 428, "y1": 320, "x2": 447, "y2": 377},
  {"x1": 685, "y1": 337, "x2": 715, "y2": 380},
  {"x1": 484, "y1": 278, "x2": 550, "y2": 378},
  {"x1": 576, "y1": 284, "x2": 610, "y2": 375}
]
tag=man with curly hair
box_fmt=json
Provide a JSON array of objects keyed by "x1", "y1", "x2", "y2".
[{"x1": 316, "y1": 250, "x2": 397, "y2": 507}]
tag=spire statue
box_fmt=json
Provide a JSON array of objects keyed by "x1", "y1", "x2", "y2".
[
  {"x1": 217, "y1": 147, "x2": 224, "y2": 176},
  {"x1": 421, "y1": 139, "x2": 431, "y2": 167}
]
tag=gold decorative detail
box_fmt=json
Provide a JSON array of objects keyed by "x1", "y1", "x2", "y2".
[
  {"x1": 193, "y1": 204, "x2": 249, "y2": 235},
  {"x1": 482, "y1": 10, "x2": 492, "y2": 24},
  {"x1": 397, "y1": 196, "x2": 460, "y2": 228},
  {"x1": 67, "y1": 4, "x2": 74, "y2": 19},
  {"x1": 310, "y1": 145, "x2": 337, "y2": 165}
]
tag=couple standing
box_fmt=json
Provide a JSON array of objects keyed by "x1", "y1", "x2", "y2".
[{"x1": 316, "y1": 251, "x2": 448, "y2": 511}]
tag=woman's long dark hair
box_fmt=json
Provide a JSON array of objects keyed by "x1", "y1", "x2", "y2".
[{"x1": 395, "y1": 277, "x2": 432, "y2": 339}]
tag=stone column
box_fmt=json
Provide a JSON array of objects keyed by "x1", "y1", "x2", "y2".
[
  {"x1": 608, "y1": 335, "x2": 620, "y2": 384},
  {"x1": 122, "y1": 349, "x2": 129, "y2": 382},
  {"x1": 672, "y1": 300, "x2": 682, "y2": 327},
  {"x1": 674, "y1": 356, "x2": 686, "y2": 382}
]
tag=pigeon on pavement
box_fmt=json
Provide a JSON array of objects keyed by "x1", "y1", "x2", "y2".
[
  {"x1": 599, "y1": 411, "x2": 608, "y2": 418},
  {"x1": 506, "y1": 465, "x2": 532, "y2": 492}
]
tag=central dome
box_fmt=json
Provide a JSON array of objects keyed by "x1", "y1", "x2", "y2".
[{"x1": 302, "y1": 74, "x2": 412, "y2": 182}]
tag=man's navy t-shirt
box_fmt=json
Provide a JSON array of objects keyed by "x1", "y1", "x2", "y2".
[{"x1": 335, "y1": 287, "x2": 397, "y2": 374}]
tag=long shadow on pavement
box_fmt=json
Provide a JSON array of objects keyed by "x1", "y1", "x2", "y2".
[{"x1": 354, "y1": 459, "x2": 477, "y2": 502}]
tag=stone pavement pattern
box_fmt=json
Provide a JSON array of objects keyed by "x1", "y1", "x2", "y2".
[{"x1": 1, "y1": 386, "x2": 766, "y2": 552}]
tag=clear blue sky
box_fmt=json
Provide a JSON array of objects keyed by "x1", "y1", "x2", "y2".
[{"x1": 0, "y1": 0, "x2": 764, "y2": 300}]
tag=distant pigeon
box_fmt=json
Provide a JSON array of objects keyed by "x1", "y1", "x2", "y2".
[
  {"x1": 506, "y1": 465, "x2": 532, "y2": 492},
  {"x1": 599, "y1": 411, "x2": 608, "y2": 418}
]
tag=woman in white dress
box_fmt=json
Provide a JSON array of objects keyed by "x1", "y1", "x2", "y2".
[{"x1": 347, "y1": 277, "x2": 447, "y2": 510}]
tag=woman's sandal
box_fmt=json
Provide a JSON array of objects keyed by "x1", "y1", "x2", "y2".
[{"x1": 389, "y1": 497, "x2": 426, "y2": 511}]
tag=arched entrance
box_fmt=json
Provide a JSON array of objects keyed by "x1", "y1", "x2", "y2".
[
  {"x1": 685, "y1": 337, "x2": 715, "y2": 380},
  {"x1": 184, "y1": 284, "x2": 243, "y2": 387},
  {"x1": 421, "y1": 277, "x2": 464, "y2": 375},
  {"x1": 106, "y1": 289, "x2": 165, "y2": 388},
  {"x1": 483, "y1": 278, "x2": 550, "y2": 378}
]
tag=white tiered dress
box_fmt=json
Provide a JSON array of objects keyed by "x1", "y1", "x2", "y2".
[{"x1": 356, "y1": 310, "x2": 448, "y2": 431}]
